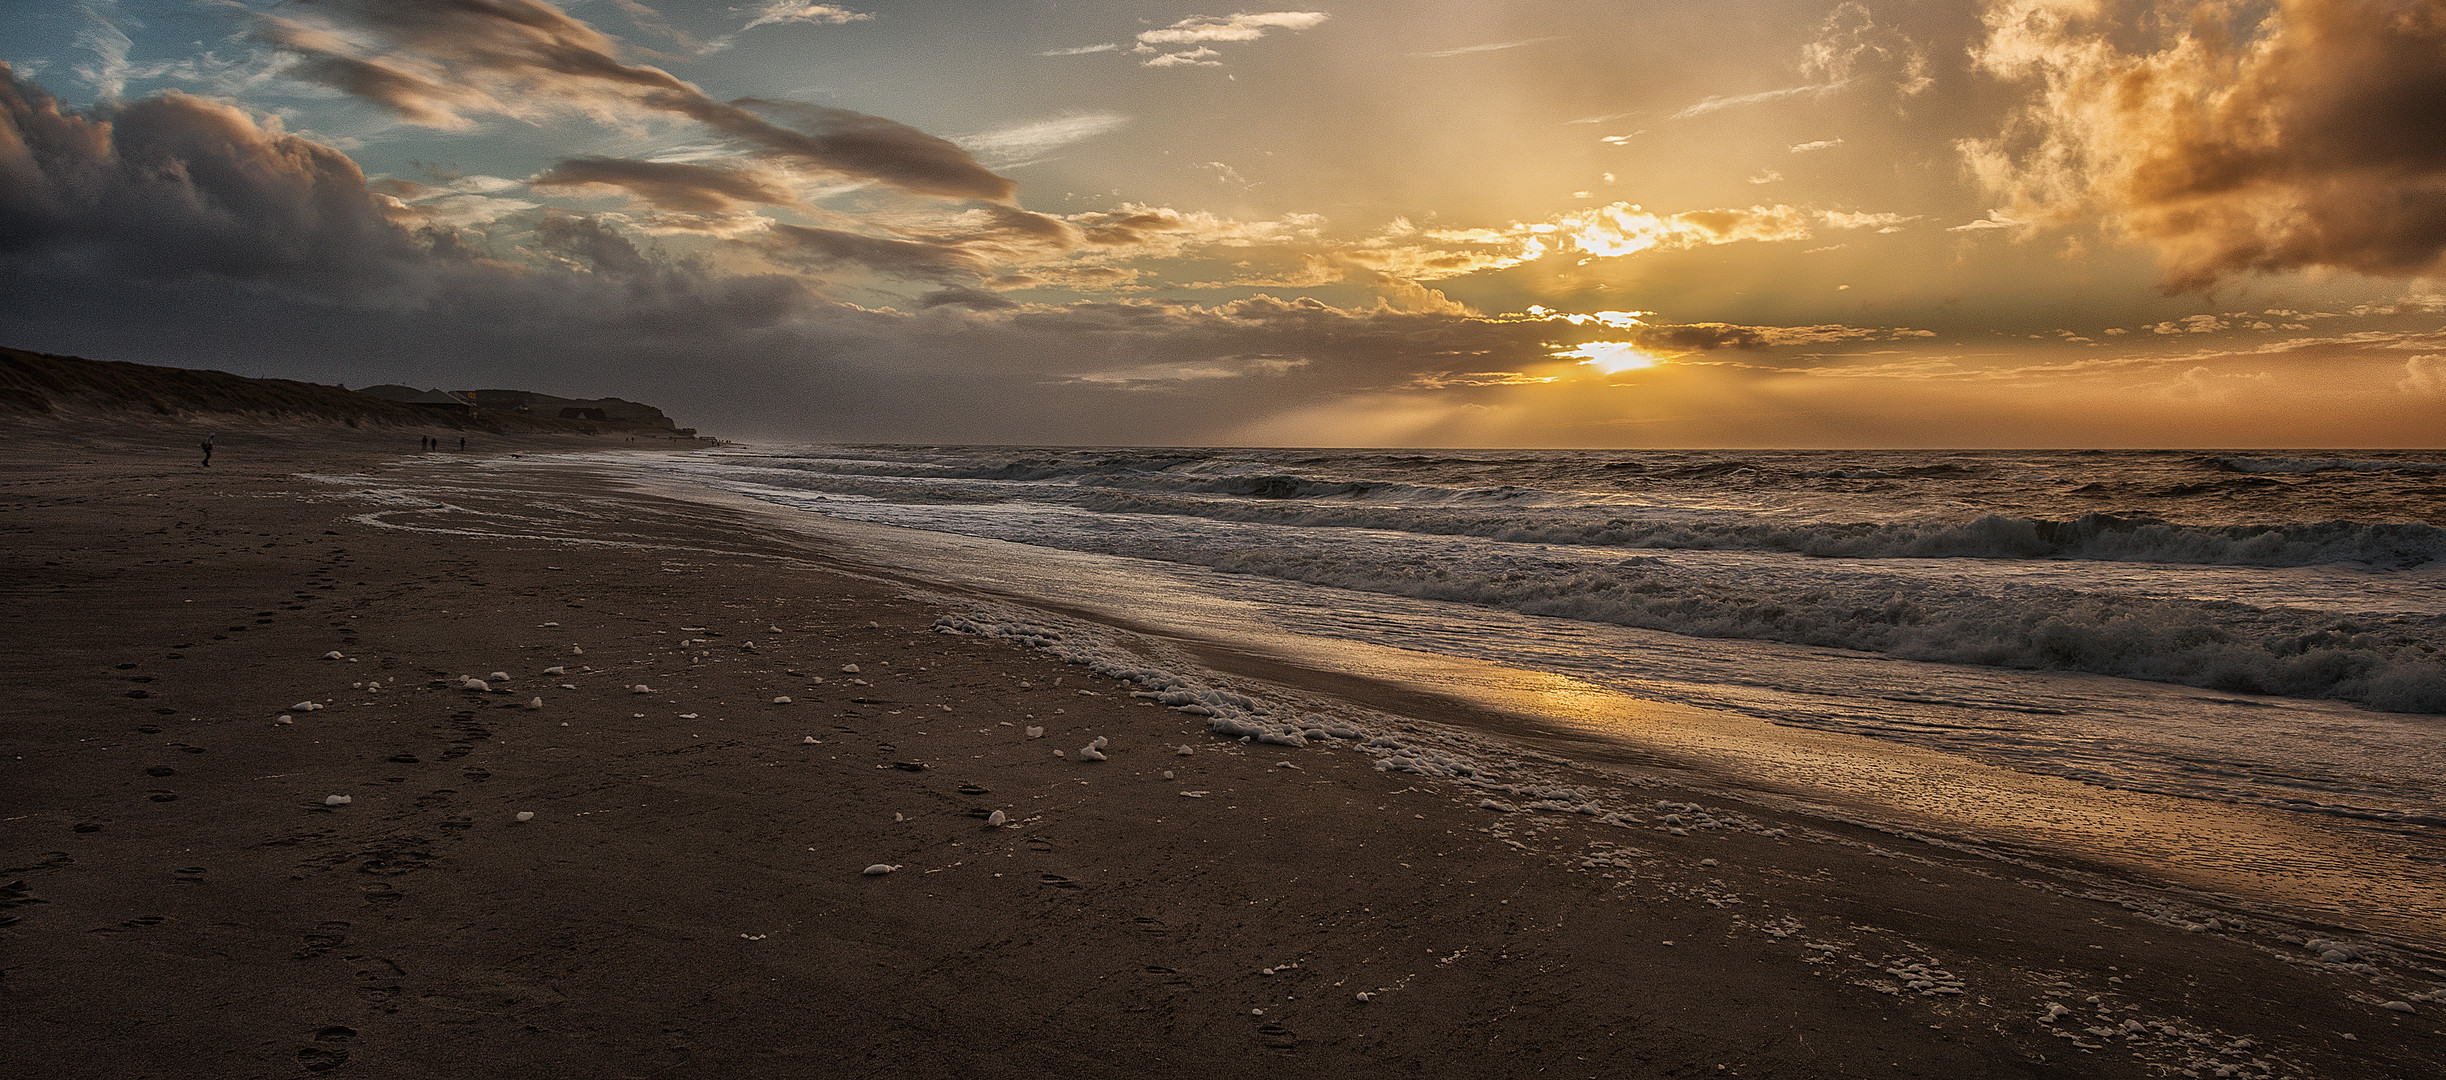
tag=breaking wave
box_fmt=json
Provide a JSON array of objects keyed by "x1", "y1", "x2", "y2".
[
  {"x1": 1059, "y1": 496, "x2": 2446, "y2": 568},
  {"x1": 1201, "y1": 550, "x2": 2446, "y2": 713},
  {"x1": 2211, "y1": 455, "x2": 2446, "y2": 474}
]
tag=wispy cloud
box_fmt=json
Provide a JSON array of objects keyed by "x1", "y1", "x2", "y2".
[
  {"x1": 252, "y1": 0, "x2": 1015, "y2": 202},
  {"x1": 1672, "y1": 80, "x2": 1850, "y2": 120},
  {"x1": 71, "y1": 0, "x2": 135, "y2": 101},
  {"x1": 741, "y1": 3, "x2": 874, "y2": 32},
  {"x1": 1134, "y1": 11, "x2": 1327, "y2": 67},
  {"x1": 1136, "y1": 12, "x2": 1328, "y2": 45},
  {"x1": 955, "y1": 113, "x2": 1128, "y2": 167},
  {"x1": 1947, "y1": 211, "x2": 2017, "y2": 233},
  {"x1": 1790, "y1": 138, "x2": 1843, "y2": 153},
  {"x1": 1143, "y1": 47, "x2": 1222, "y2": 68},
  {"x1": 1412, "y1": 37, "x2": 1562, "y2": 59},
  {"x1": 1041, "y1": 43, "x2": 1119, "y2": 56}
]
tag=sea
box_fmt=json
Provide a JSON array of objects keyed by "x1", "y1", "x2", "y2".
[{"x1": 572, "y1": 446, "x2": 2446, "y2": 943}]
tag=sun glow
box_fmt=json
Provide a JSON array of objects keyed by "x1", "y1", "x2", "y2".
[{"x1": 1557, "y1": 341, "x2": 1663, "y2": 373}]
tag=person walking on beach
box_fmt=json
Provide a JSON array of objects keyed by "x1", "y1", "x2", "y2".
[
  {"x1": 458, "y1": 436, "x2": 466, "y2": 451},
  {"x1": 200, "y1": 433, "x2": 213, "y2": 467}
]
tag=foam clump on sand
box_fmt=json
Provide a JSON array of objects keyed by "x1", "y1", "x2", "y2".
[
  {"x1": 933, "y1": 606, "x2": 1503, "y2": 780},
  {"x1": 773, "y1": 695, "x2": 793, "y2": 704},
  {"x1": 1366, "y1": 737, "x2": 1478, "y2": 778},
  {"x1": 515, "y1": 811, "x2": 535, "y2": 822},
  {"x1": 487, "y1": 671, "x2": 509, "y2": 682},
  {"x1": 631, "y1": 684, "x2": 652, "y2": 694},
  {"x1": 323, "y1": 795, "x2": 351, "y2": 806},
  {"x1": 861, "y1": 863, "x2": 899, "y2": 876},
  {"x1": 459, "y1": 677, "x2": 490, "y2": 692},
  {"x1": 290, "y1": 700, "x2": 324, "y2": 712},
  {"x1": 987, "y1": 810, "x2": 1007, "y2": 827},
  {"x1": 543, "y1": 665, "x2": 565, "y2": 675},
  {"x1": 1078, "y1": 736, "x2": 1109, "y2": 762},
  {"x1": 322, "y1": 651, "x2": 344, "y2": 660},
  {"x1": 525, "y1": 697, "x2": 543, "y2": 710},
  {"x1": 1024, "y1": 726, "x2": 1043, "y2": 739}
]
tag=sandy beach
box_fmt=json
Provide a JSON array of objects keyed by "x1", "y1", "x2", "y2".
[{"x1": 4, "y1": 417, "x2": 2441, "y2": 1080}]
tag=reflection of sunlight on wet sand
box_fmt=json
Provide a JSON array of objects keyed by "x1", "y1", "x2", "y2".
[
  {"x1": 530, "y1": 464, "x2": 2446, "y2": 949},
  {"x1": 1217, "y1": 633, "x2": 2446, "y2": 948}
]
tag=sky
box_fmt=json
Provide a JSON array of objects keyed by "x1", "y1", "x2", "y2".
[{"x1": 3, "y1": 0, "x2": 2443, "y2": 447}]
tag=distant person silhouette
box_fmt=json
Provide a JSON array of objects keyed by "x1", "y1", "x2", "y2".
[
  {"x1": 200, "y1": 433, "x2": 213, "y2": 467},
  {"x1": 458, "y1": 437, "x2": 466, "y2": 451}
]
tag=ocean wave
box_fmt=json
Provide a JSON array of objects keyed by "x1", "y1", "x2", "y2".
[
  {"x1": 2211, "y1": 455, "x2": 2446, "y2": 474},
  {"x1": 1079, "y1": 471, "x2": 1575, "y2": 506},
  {"x1": 1203, "y1": 551, "x2": 2446, "y2": 713},
  {"x1": 1061, "y1": 494, "x2": 2446, "y2": 568}
]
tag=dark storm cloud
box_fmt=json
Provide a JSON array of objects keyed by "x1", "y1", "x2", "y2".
[
  {"x1": 0, "y1": 65, "x2": 447, "y2": 299},
  {"x1": 765, "y1": 223, "x2": 988, "y2": 281},
  {"x1": 532, "y1": 212, "x2": 655, "y2": 276},
  {"x1": 530, "y1": 156, "x2": 796, "y2": 213},
  {"x1": 256, "y1": 0, "x2": 1015, "y2": 202},
  {"x1": 1967, "y1": 0, "x2": 2446, "y2": 288},
  {"x1": 916, "y1": 285, "x2": 1019, "y2": 310}
]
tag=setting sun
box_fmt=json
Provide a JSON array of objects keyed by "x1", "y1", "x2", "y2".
[{"x1": 1556, "y1": 341, "x2": 1665, "y2": 373}]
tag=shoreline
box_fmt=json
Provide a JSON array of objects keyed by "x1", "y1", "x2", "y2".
[
  {"x1": 4, "y1": 422, "x2": 2442, "y2": 1078},
  {"x1": 573, "y1": 457, "x2": 2446, "y2": 954}
]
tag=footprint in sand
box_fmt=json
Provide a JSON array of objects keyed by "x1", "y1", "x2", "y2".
[{"x1": 297, "y1": 1026, "x2": 355, "y2": 1073}]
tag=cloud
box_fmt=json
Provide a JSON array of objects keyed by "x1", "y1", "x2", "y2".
[
  {"x1": 1750, "y1": 170, "x2": 1784, "y2": 185},
  {"x1": 1947, "y1": 210, "x2": 2018, "y2": 232},
  {"x1": 954, "y1": 113, "x2": 1128, "y2": 167},
  {"x1": 740, "y1": 3, "x2": 874, "y2": 32},
  {"x1": 1802, "y1": 1, "x2": 1931, "y2": 95},
  {"x1": 1790, "y1": 138, "x2": 1843, "y2": 153},
  {"x1": 1143, "y1": 47, "x2": 1223, "y2": 68},
  {"x1": 917, "y1": 285, "x2": 1018, "y2": 310},
  {"x1": 254, "y1": 0, "x2": 1014, "y2": 202},
  {"x1": 1041, "y1": 43, "x2": 1120, "y2": 56},
  {"x1": 530, "y1": 156, "x2": 798, "y2": 213},
  {"x1": 2400, "y1": 353, "x2": 2446, "y2": 394},
  {"x1": 71, "y1": 1, "x2": 136, "y2": 101},
  {"x1": 1671, "y1": 81, "x2": 1850, "y2": 120},
  {"x1": 1070, "y1": 203, "x2": 1327, "y2": 257},
  {"x1": 1068, "y1": 354, "x2": 1310, "y2": 386},
  {"x1": 1412, "y1": 37, "x2": 1564, "y2": 59},
  {"x1": 765, "y1": 222, "x2": 989, "y2": 282},
  {"x1": 1821, "y1": 209, "x2": 1913, "y2": 232},
  {"x1": 1135, "y1": 12, "x2": 1329, "y2": 45},
  {"x1": 1134, "y1": 10, "x2": 1327, "y2": 66},
  {"x1": 1960, "y1": 0, "x2": 2446, "y2": 289},
  {"x1": 2147, "y1": 314, "x2": 2230, "y2": 335},
  {"x1": 1676, "y1": 3, "x2": 1928, "y2": 121},
  {"x1": 0, "y1": 67, "x2": 453, "y2": 300},
  {"x1": 531, "y1": 212, "x2": 654, "y2": 276}
]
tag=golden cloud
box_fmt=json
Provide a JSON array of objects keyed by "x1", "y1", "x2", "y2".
[{"x1": 1961, "y1": 0, "x2": 2446, "y2": 289}]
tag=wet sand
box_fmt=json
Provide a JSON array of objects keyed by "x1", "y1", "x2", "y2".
[{"x1": 3, "y1": 416, "x2": 2441, "y2": 1079}]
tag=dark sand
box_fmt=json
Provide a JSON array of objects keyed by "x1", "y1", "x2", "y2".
[{"x1": 3, "y1": 416, "x2": 2441, "y2": 1079}]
